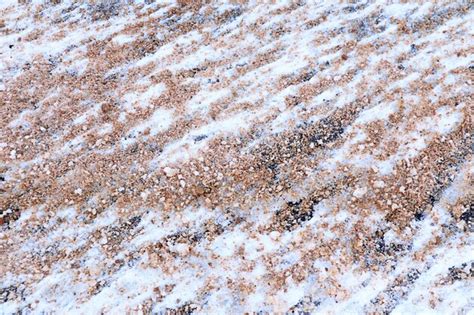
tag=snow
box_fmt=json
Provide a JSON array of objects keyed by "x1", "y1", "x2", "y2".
[
  {"x1": 392, "y1": 237, "x2": 474, "y2": 314},
  {"x1": 356, "y1": 101, "x2": 399, "y2": 123},
  {"x1": 121, "y1": 108, "x2": 174, "y2": 147},
  {"x1": 112, "y1": 34, "x2": 136, "y2": 45},
  {"x1": 1, "y1": 1, "x2": 473, "y2": 314},
  {"x1": 384, "y1": 3, "x2": 418, "y2": 19},
  {"x1": 122, "y1": 83, "x2": 167, "y2": 111}
]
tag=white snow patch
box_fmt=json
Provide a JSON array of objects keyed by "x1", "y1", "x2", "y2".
[{"x1": 356, "y1": 101, "x2": 398, "y2": 123}]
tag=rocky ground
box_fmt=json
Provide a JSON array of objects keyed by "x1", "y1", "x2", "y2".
[{"x1": 0, "y1": 1, "x2": 473, "y2": 314}]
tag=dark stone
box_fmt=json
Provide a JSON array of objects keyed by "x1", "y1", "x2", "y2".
[
  {"x1": 193, "y1": 135, "x2": 208, "y2": 143},
  {"x1": 460, "y1": 204, "x2": 473, "y2": 229},
  {"x1": 414, "y1": 211, "x2": 424, "y2": 221},
  {"x1": 300, "y1": 69, "x2": 317, "y2": 82}
]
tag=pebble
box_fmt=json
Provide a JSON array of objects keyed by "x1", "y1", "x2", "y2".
[
  {"x1": 353, "y1": 186, "x2": 368, "y2": 198},
  {"x1": 374, "y1": 180, "x2": 385, "y2": 188},
  {"x1": 269, "y1": 231, "x2": 280, "y2": 240},
  {"x1": 175, "y1": 243, "x2": 190, "y2": 255},
  {"x1": 163, "y1": 167, "x2": 177, "y2": 177},
  {"x1": 140, "y1": 191, "x2": 149, "y2": 200}
]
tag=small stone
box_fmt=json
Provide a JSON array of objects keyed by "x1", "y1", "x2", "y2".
[
  {"x1": 163, "y1": 167, "x2": 177, "y2": 177},
  {"x1": 175, "y1": 243, "x2": 189, "y2": 255},
  {"x1": 140, "y1": 191, "x2": 149, "y2": 200},
  {"x1": 269, "y1": 231, "x2": 280, "y2": 240},
  {"x1": 74, "y1": 188, "x2": 83, "y2": 195},
  {"x1": 179, "y1": 180, "x2": 186, "y2": 188},
  {"x1": 374, "y1": 180, "x2": 385, "y2": 188},
  {"x1": 399, "y1": 186, "x2": 406, "y2": 193},
  {"x1": 353, "y1": 186, "x2": 368, "y2": 198}
]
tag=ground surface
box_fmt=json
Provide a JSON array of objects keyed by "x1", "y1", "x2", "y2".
[{"x1": 0, "y1": 1, "x2": 473, "y2": 314}]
